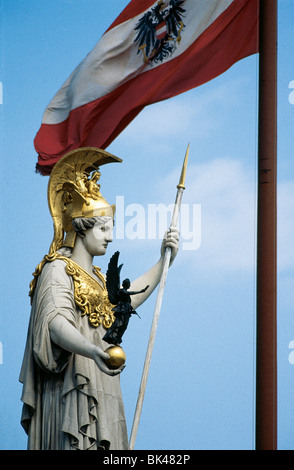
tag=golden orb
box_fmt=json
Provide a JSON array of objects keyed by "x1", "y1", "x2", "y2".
[{"x1": 104, "y1": 345, "x2": 126, "y2": 369}]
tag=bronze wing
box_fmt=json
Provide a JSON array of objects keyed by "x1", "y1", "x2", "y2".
[{"x1": 106, "y1": 251, "x2": 123, "y2": 305}]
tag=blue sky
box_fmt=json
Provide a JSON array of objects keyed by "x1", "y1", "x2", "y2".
[{"x1": 0, "y1": 0, "x2": 294, "y2": 450}]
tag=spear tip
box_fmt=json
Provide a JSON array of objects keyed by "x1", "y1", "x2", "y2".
[{"x1": 177, "y1": 143, "x2": 190, "y2": 190}]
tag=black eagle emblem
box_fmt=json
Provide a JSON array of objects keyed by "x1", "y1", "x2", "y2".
[{"x1": 134, "y1": 0, "x2": 186, "y2": 64}]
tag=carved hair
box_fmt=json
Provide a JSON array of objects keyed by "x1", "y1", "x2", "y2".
[{"x1": 72, "y1": 215, "x2": 113, "y2": 238}]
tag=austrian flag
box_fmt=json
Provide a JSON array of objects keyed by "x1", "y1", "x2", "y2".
[{"x1": 34, "y1": 0, "x2": 259, "y2": 175}]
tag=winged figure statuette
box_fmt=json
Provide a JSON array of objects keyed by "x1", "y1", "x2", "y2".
[{"x1": 103, "y1": 251, "x2": 149, "y2": 345}]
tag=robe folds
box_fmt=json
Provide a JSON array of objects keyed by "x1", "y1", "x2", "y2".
[{"x1": 19, "y1": 258, "x2": 128, "y2": 450}]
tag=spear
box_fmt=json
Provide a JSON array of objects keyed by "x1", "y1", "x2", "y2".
[{"x1": 128, "y1": 144, "x2": 190, "y2": 450}]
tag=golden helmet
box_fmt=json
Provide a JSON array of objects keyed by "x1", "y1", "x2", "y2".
[{"x1": 47, "y1": 147, "x2": 122, "y2": 253}]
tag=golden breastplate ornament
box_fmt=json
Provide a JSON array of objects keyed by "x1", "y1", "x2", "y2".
[
  {"x1": 64, "y1": 258, "x2": 115, "y2": 328},
  {"x1": 30, "y1": 253, "x2": 115, "y2": 329}
]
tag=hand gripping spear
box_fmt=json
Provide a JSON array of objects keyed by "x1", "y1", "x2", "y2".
[{"x1": 128, "y1": 144, "x2": 190, "y2": 450}]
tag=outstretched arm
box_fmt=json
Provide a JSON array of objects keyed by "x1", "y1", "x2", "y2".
[
  {"x1": 130, "y1": 227, "x2": 180, "y2": 310},
  {"x1": 128, "y1": 286, "x2": 149, "y2": 296},
  {"x1": 49, "y1": 314, "x2": 123, "y2": 376}
]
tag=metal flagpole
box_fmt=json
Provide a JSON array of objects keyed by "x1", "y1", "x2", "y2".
[
  {"x1": 128, "y1": 144, "x2": 190, "y2": 450},
  {"x1": 255, "y1": 0, "x2": 277, "y2": 450}
]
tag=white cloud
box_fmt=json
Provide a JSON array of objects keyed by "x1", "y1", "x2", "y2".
[
  {"x1": 169, "y1": 158, "x2": 257, "y2": 274},
  {"x1": 156, "y1": 158, "x2": 294, "y2": 278}
]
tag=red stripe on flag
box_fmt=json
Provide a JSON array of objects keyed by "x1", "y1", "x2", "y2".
[{"x1": 35, "y1": 0, "x2": 259, "y2": 174}]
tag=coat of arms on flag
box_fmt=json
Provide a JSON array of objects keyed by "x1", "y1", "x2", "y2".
[{"x1": 134, "y1": 0, "x2": 186, "y2": 64}]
